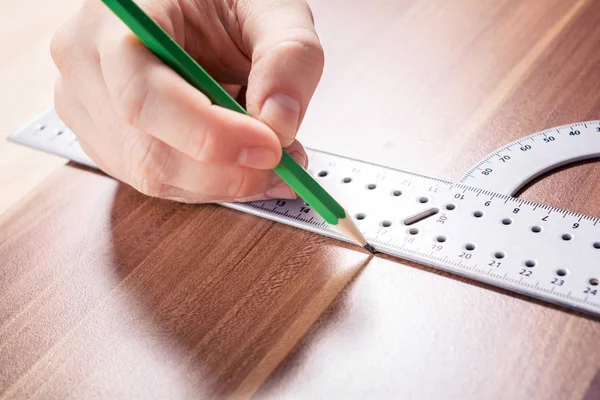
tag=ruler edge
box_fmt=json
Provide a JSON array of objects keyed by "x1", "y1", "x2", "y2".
[
  {"x1": 8, "y1": 108, "x2": 600, "y2": 224},
  {"x1": 6, "y1": 107, "x2": 600, "y2": 318}
]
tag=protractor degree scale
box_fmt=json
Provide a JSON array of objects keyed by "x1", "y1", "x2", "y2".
[
  {"x1": 460, "y1": 121, "x2": 600, "y2": 195},
  {"x1": 7, "y1": 109, "x2": 600, "y2": 317}
]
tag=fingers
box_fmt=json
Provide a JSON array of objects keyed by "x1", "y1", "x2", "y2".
[
  {"x1": 49, "y1": 0, "x2": 314, "y2": 205},
  {"x1": 56, "y1": 74, "x2": 299, "y2": 202},
  {"x1": 53, "y1": 77, "x2": 114, "y2": 177},
  {"x1": 124, "y1": 133, "x2": 298, "y2": 201},
  {"x1": 98, "y1": 31, "x2": 283, "y2": 170},
  {"x1": 238, "y1": 0, "x2": 325, "y2": 147}
]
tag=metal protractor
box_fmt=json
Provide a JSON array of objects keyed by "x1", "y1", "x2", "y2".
[
  {"x1": 459, "y1": 121, "x2": 600, "y2": 196},
  {"x1": 6, "y1": 109, "x2": 600, "y2": 317}
]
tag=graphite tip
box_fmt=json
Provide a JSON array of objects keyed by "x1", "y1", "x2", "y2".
[{"x1": 363, "y1": 243, "x2": 377, "y2": 254}]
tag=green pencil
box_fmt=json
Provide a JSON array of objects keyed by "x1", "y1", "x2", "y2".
[{"x1": 100, "y1": 0, "x2": 374, "y2": 253}]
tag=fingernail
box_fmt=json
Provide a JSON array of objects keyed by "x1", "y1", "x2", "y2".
[
  {"x1": 266, "y1": 183, "x2": 297, "y2": 199},
  {"x1": 289, "y1": 151, "x2": 308, "y2": 168},
  {"x1": 237, "y1": 147, "x2": 278, "y2": 169},
  {"x1": 260, "y1": 93, "x2": 301, "y2": 146}
]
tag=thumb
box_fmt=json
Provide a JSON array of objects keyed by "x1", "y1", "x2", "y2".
[{"x1": 240, "y1": 0, "x2": 324, "y2": 147}]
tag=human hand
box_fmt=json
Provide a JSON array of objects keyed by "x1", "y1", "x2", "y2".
[{"x1": 50, "y1": 0, "x2": 324, "y2": 202}]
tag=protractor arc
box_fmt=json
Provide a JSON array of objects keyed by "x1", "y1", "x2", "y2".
[{"x1": 459, "y1": 121, "x2": 600, "y2": 196}]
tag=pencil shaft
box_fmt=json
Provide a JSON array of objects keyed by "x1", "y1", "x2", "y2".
[{"x1": 100, "y1": 0, "x2": 373, "y2": 251}]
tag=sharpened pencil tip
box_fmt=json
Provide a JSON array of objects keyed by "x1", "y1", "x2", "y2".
[{"x1": 363, "y1": 244, "x2": 377, "y2": 254}]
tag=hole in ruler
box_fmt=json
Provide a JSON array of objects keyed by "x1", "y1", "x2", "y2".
[
  {"x1": 556, "y1": 268, "x2": 569, "y2": 277},
  {"x1": 531, "y1": 226, "x2": 542, "y2": 233},
  {"x1": 473, "y1": 211, "x2": 484, "y2": 218},
  {"x1": 381, "y1": 220, "x2": 392, "y2": 228},
  {"x1": 318, "y1": 171, "x2": 328, "y2": 177},
  {"x1": 502, "y1": 218, "x2": 513, "y2": 225},
  {"x1": 494, "y1": 251, "x2": 506, "y2": 259},
  {"x1": 403, "y1": 207, "x2": 439, "y2": 226},
  {"x1": 594, "y1": 242, "x2": 600, "y2": 249},
  {"x1": 392, "y1": 190, "x2": 402, "y2": 197},
  {"x1": 562, "y1": 233, "x2": 573, "y2": 241},
  {"x1": 418, "y1": 197, "x2": 429, "y2": 204},
  {"x1": 342, "y1": 177, "x2": 352, "y2": 183},
  {"x1": 465, "y1": 243, "x2": 476, "y2": 251},
  {"x1": 34, "y1": 124, "x2": 46, "y2": 131},
  {"x1": 53, "y1": 129, "x2": 64, "y2": 136},
  {"x1": 367, "y1": 183, "x2": 377, "y2": 190},
  {"x1": 524, "y1": 260, "x2": 536, "y2": 268},
  {"x1": 590, "y1": 278, "x2": 599, "y2": 286},
  {"x1": 445, "y1": 204, "x2": 456, "y2": 211},
  {"x1": 408, "y1": 228, "x2": 419, "y2": 235},
  {"x1": 436, "y1": 235, "x2": 447, "y2": 243},
  {"x1": 355, "y1": 213, "x2": 366, "y2": 220}
]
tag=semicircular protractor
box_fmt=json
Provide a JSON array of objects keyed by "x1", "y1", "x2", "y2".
[
  {"x1": 7, "y1": 109, "x2": 600, "y2": 317},
  {"x1": 458, "y1": 121, "x2": 600, "y2": 196}
]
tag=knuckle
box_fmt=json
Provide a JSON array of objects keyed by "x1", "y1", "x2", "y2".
[
  {"x1": 283, "y1": 32, "x2": 324, "y2": 67},
  {"x1": 128, "y1": 135, "x2": 171, "y2": 194},
  {"x1": 255, "y1": 29, "x2": 325, "y2": 72},
  {"x1": 227, "y1": 169, "x2": 250, "y2": 199},
  {"x1": 187, "y1": 124, "x2": 212, "y2": 162},
  {"x1": 50, "y1": 24, "x2": 75, "y2": 71},
  {"x1": 115, "y1": 69, "x2": 151, "y2": 127}
]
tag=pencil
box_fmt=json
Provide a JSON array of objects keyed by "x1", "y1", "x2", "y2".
[{"x1": 100, "y1": 0, "x2": 375, "y2": 254}]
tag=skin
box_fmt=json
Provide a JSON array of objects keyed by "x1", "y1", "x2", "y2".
[{"x1": 50, "y1": 0, "x2": 324, "y2": 203}]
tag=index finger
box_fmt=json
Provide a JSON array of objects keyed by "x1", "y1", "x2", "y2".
[{"x1": 98, "y1": 25, "x2": 283, "y2": 170}]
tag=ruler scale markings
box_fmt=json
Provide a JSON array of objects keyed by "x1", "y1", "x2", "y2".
[{"x1": 6, "y1": 108, "x2": 600, "y2": 317}]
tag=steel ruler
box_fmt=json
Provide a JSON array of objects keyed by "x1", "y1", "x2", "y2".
[{"x1": 7, "y1": 108, "x2": 600, "y2": 317}]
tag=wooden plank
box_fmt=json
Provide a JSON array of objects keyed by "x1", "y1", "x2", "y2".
[
  {"x1": 1, "y1": 0, "x2": 600, "y2": 398},
  {"x1": 257, "y1": 257, "x2": 600, "y2": 399},
  {"x1": 0, "y1": 166, "x2": 369, "y2": 398}
]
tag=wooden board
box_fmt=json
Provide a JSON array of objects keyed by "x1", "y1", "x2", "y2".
[{"x1": 1, "y1": 0, "x2": 600, "y2": 399}]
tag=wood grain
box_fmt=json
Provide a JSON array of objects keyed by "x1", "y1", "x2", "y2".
[
  {"x1": 0, "y1": 167, "x2": 370, "y2": 399},
  {"x1": 2, "y1": 0, "x2": 600, "y2": 399}
]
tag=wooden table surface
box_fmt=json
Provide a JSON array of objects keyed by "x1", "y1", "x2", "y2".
[{"x1": 2, "y1": 0, "x2": 600, "y2": 399}]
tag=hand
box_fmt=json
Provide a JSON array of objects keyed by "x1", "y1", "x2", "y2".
[{"x1": 50, "y1": 0, "x2": 324, "y2": 203}]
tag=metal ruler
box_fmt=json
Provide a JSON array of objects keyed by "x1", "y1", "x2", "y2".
[{"x1": 7, "y1": 109, "x2": 600, "y2": 317}]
